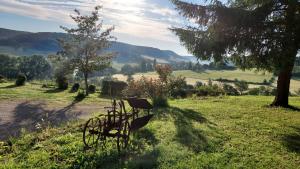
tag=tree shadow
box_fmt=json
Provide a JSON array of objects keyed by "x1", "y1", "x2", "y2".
[
  {"x1": 72, "y1": 128, "x2": 160, "y2": 169},
  {"x1": 282, "y1": 126, "x2": 300, "y2": 154},
  {"x1": 157, "y1": 107, "x2": 216, "y2": 153},
  {"x1": 0, "y1": 84, "x2": 18, "y2": 89},
  {"x1": 44, "y1": 88, "x2": 65, "y2": 93},
  {"x1": 0, "y1": 100, "x2": 83, "y2": 141}
]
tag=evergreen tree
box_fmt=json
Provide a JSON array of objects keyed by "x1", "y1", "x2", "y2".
[
  {"x1": 59, "y1": 6, "x2": 116, "y2": 95},
  {"x1": 171, "y1": 0, "x2": 300, "y2": 107}
]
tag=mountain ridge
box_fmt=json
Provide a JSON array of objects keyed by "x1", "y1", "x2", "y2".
[{"x1": 0, "y1": 28, "x2": 195, "y2": 63}]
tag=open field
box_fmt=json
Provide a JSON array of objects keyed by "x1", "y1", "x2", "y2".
[
  {"x1": 0, "y1": 95, "x2": 299, "y2": 168},
  {"x1": 113, "y1": 70, "x2": 300, "y2": 92}
]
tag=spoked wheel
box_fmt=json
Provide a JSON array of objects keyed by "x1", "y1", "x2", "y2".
[
  {"x1": 83, "y1": 117, "x2": 102, "y2": 148},
  {"x1": 117, "y1": 121, "x2": 131, "y2": 153}
]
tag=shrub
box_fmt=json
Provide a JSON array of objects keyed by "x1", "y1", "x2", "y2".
[
  {"x1": 195, "y1": 81, "x2": 204, "y2": 88},
  {"x1": 223, "y1": 83, "x2": 239, "y2": 96},
  {"x1": 170, "y1": 89, "x2": 188, "y2": 98},
  {"x1": 0, "y1": 74, "x2": 6, "y2": 83},
  {"x1": 88, "y1": 85, "x2": 96, "y2": 93},
  {"x1": 152, "y1": 96, "x2": 169, "y2": 107},
  {"x1": 234, "y1": 80, "x2": 248, "y2": 95},
  {"x1": 70, "y1": 83, "x2": 80, "y2": 93},
  {"x1": 15, "y1": 73, "x2": 26, "y2": 86},
  {"x1": 123, "y1": 77, "x2": 169, "y2": 107},
  {"x1": 196, "y1": 84, "x2": 224, "y2": 96},
  {"x1": 101, "y1": 80, "x2": 128, "y2": 97},
  {"x1": 248, "y1": 88, "x2": 260, "y2": 95},
  {"x1": 75, "y1": 90, "x2": 86, "y2": 101},
  {"x1": 56, "y1": 76, "x2": 68, "y2": 90},
  {"x1": 247, "y1": 86, "x2": 277, "y2": 96}
]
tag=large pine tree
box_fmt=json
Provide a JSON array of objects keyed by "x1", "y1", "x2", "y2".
[{"x1": 171, "y1": 0, "x2": 300, "y2": 107}]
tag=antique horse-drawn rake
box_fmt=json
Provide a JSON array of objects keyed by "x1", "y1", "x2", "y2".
[{"x1": 83, "y1": 98, "x2": 153, "y2": 153}]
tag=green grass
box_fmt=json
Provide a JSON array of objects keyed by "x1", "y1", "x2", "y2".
[
  {"x1": 0, "y1": 82, "x2": 107, "y2": 104},
  {"x1": 1, "y1": 96, "x2": 299, "y2": 168}
]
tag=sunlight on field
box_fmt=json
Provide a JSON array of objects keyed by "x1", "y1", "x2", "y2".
[{"x1": 113, "y1": 70, "x2": 300, "y2": 92}]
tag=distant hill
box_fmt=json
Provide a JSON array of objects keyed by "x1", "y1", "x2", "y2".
[{"x1": 0, "y1": 28, "x2": 195, "y2": 64}]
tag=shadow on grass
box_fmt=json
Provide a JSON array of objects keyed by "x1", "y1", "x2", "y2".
[
  {"x1": 0, "y1": 84, "x2": 19, "y2": 89},
  {"x1": 44, "y1": 88, "x2": 66, "y2": 93},
  {"x1": 72, "y1": 128, "x2": 160, "y2": 169},
  {"x1": 0, "y1": 99, "x2": 83, "y2": 141},
  {"x1": 171, "y1": 107, "x2": 210, "y2": 153},
  {"x1": 282, "y1": 126, "x2": 300, "y2": 154}
]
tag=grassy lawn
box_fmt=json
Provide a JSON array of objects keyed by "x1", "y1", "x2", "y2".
[
  {"x1": 1, "y1": 96, "x2": 299, "y2": 168},
  {"x1": 0, "y1": 82, "x2": 107, "y2": 104}
]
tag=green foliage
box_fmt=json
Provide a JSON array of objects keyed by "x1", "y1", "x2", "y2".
[
  {"x1": 15, "y1": 73, "x2": 26, "y2": 86},
  {"x1": 234, "y1": 80, "x2": 249, "y2": 94},
  {"x1": 196, "y1": 84, "x2": 224, "y2": 96},
  {"x1": 75, "y1": 89, "x2": 86, "y2": 101},
  {"x1": 88, "y1": 84, "x2": 96, "y2": 93},
  {"x1": 18, "y1": 55, "x2": 52, "y2": 80},
  {"x1": 0, "y1": 54, "x2": 51, "y2": 80},
  {"x1": 59, "y1": 6, "x2": 116, "y2": 95},
  {"x1": 56, "y1": 75, "x2": 68, "y2": 90},
  {"x1": 247, "y1": 86, "x2": 277, "y2": 96},
  {"x1": 101, "y1": 80, "x2": 127, "y2": 97},
  {"x1": 152, "y1": 96, "x2": 169, "y2": 107},
  {"x1": 0, "y1": 74, "x2": 6, "y2": 83},
  {"x1": 70, "y1": 83, "x2": 80, "y2": 93},
  {"x1": 222, "y1": 83, "x2": 240, "y2": 96}
]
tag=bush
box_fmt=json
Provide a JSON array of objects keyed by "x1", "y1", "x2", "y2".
[
  {"x1": 15, "y1": 73, "x2": 26, "y2": 86},
  {"x1": 56, "y1": 76, "x2": 68, "y2": 90},
  {"x1": 223, "y1": 83, "x2": 239, "y2": 96},
  {"x1": 70, "y1": 83, "x2": 80, "y2": 93},
  {"x1": 248, "y1": 88, "x2": 260, "y2": 95},
  {"x1": 123, "y1": 77, "x2": 169, "y2": 107},
  {"x1": 0, "y1": 74, "x2": 6, "y2": 83},
  {"x1": 170, "y1": 89, "x2": 188, "y2": 98},
  {"x1": 234, "y1": 80, "x2": 248, "y2": 94},
  {"x1": 88, "y1": 85, "x2": 96, "y2": 93},
  {"x1": 152, "y1": 96, "x2": 169, "y2": 107},
  {"x1": 247, "y1": 86, "x2": 277, "y2": 96},
  {"x1": 196, "y1": 84, "x2": 224, "y2": 96},
  {"x1": 195, "y1": 81, "x2": 204, "y2": 88},
  {"x1": 101, "y1": 80, "x2": 127, "y2": 97},
  {"x1": 75, "y1": 90, "x2": 85, "y2": 101}
]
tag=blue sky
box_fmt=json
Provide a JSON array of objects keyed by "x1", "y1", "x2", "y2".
[{"x1": 0, "y1": 0, "x2": 208, "y2": 55}]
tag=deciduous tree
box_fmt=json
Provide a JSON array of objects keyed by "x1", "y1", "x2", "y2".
[{"x1": 59, "y1": 6, "x2": 116, "y2": 95}]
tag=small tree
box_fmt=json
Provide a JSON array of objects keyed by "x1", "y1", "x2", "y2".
[{"x1": 59, "y1": 6, "x2": 116, "y2": 95}]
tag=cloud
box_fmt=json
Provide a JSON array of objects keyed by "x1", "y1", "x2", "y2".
[{"x1": 0, "y1": 0, "x2": 188, "y2": 54}]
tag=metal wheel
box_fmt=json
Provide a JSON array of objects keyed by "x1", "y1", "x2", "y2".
[
  {"x1": 117, "y1": 121, "x2": 131, "y2": 153},
  {"x1": 83, "y1": 117, "x2": 102, "y2": 148}
]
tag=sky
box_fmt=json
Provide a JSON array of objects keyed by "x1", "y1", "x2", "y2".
[{"x1": 0, "y1": 0, "x2": 202, "y2": 56}]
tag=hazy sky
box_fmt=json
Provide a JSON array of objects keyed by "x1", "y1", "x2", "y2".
[{"x1": 0, "y1": 0, "x2": 209, "y2": 55}]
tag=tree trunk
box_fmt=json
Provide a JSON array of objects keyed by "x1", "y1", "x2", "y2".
[
  {"x1": 84, "y1": 73, "x2": 89, "y2": 96},
  {"x1": 271, "y1": 66, "x2": 293, "y2": 107}
]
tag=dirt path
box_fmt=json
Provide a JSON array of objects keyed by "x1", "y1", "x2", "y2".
[{"x1": 0, "y1": 99, "x2": 109, "y2": 140}]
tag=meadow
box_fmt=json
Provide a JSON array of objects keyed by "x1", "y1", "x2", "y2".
[
  {"x1": 0, "y1": 82, "x2": 299, "y2": 169},
  {"x1": 113, "y1": 69, "x2": 300, "y2": 93}
]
